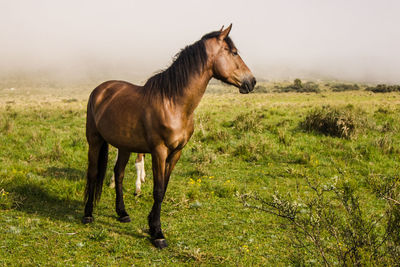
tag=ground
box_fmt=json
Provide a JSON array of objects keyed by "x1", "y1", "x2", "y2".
[{"x1": 0, "y1": 80, "x2": 399, "y2": 265}]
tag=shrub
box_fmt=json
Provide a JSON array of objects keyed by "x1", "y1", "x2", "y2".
[
  {"x1": 186, "y1": 143, "x2": 216, "y2": 176},
  {"x1": 231, "y1": 111, "x2": 263, "y2": 133},
  {"x1": 231, "y1": 138, "x2": 273, "y2": 163},
  {"x1": 188, "y1": 143, "x2": 216, "y2": 164},
  {"x1": 375, "y1": 135, "x2": 396, "y2": 154},
  {"x1": 276, "y1": 79, "x2": 320, "y2": 93},
  {"x1": 294, "y1": 78, "x2": 302, "y2": 89},
  {"x1": 240, "y1": 175, "x2": 400, "y2": 265},
  {"x1": 331, "y1": 83, "x2": 360, "y2": 92},
  {"x1": 300, "y1": 106, "x2": 360, "y2": 138},
  {"x1": 366, "y1": 84, "x2": 400, "y2": 93},
  {"x1": 232, "y1": 141, "x2": 264, "y2": 162},
  {"x1": 302, "y1": 81, "x2": 320, "y2": 93}
]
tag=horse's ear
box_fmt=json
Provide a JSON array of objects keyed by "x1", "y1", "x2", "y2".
[
  {"x1": 219, "y1": 23, "x2": 232, "y2": 41},
  {"x1": 219, "y1": 25, "x2": 224, "y2": 32}
]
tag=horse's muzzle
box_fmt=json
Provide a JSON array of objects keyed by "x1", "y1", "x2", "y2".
[{"x1": 239, "y1": 77, "x2": 256, "y2": 94}]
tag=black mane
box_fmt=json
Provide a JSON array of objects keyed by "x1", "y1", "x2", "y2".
[{"x1": 143, "y1": 31, "x2": 235, "y2": 100}]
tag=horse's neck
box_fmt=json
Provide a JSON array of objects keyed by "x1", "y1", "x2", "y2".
[{"x1": 179, "y1": 69, "x2": 213, "y2": 117}]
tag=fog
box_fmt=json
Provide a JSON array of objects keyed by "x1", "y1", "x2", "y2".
[{"x1": 1, "y1": 0, "x2": 400, "y2": 83}]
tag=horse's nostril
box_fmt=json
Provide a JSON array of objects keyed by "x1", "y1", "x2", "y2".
[{"x1": 251, "y1": 77, "x2": 257, "y2": 87}]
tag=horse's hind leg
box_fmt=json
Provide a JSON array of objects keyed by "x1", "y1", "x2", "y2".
[
  {"x1": 134, "y1": 153, "x2": 145, "y2": 195},
  {"x1": 114, "y1": 149, "x2": 131, "y2": 222}
]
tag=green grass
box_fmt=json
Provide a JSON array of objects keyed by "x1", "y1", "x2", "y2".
[{"x1": 1, "y1": 83, "x2": 400, "y2": 265}]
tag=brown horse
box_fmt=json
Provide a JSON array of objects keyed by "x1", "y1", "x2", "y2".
[{"x1": 83, "y1": 24, "x2": 256, "y2": 248}]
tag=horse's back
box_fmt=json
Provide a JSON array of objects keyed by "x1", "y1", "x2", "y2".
[
  {"x1": 89, "y1": 80, "x2": 142, "y2": 111},
  {"x1": 87, "y1": 80, "x2": 150, "y2": 151}
]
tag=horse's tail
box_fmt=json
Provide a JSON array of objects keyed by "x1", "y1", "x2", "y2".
[
  {"x1": 94, "y1": 141, "x2": 108, "y2": 204},
  {"x1": 84, "y1": 92, "x2": 109, "y2": 205}
]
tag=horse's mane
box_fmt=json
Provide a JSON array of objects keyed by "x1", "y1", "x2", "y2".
[{"x1": 143, "y1": 31, "x2": 235, "y2": 100}]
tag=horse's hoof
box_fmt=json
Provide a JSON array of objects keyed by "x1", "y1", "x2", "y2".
[
  {"x1": 118, "y1": 215, "x2": 131, "y2": 223},
  {"x1": 82, "y1": 216, "x2": 94, "y2": 224},
  {"x1": 153, "y1": 238, "x2": 168, "y2": 249},
  {"x1": 134, "y1": 190, "x2": 141, "y2": 196}
]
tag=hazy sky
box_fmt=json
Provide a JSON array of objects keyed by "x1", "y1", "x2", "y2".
[{"x1": 1, "y1": 0, "x2": 400, "y2": 83}]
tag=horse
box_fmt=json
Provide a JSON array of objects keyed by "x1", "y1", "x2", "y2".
[
  {"x1": 83, "y1": 24, "x2": 256, "y2": 249},
  {"x1": 109, "y1": 153, "x2": 146, "y2": 195}
]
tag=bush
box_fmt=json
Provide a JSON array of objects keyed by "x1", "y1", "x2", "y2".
[
  {"x1": 294, "y1": 78, "x2": 302, "y2": 89},
  {"x1": 331, "y1": 83, "x2": 360, "y2": 92},
  {"x1": 302, "y1": 81, "x2": 320, "y2": 93},
  {"x1": 232, "y1": 140, "x2": 267, "y2": 162},
  {"x1": 276, "y1": 79, "x2": 320, "y2": 93},
  {"x1": 366, "y1": 84, "x2": 400, "y2": 93},
  {"x1": 300, "y1": 106, "x2": 360, "y2": 138},
  {"x1": 374, "y1": 134, "x2": 397, "y2": 154},
  {"x1": 231, "y1": 111, "x2": 263, "y2": 133},
  {"x1": 240, "y1": 175, "x2": 400, "y2": 265}
]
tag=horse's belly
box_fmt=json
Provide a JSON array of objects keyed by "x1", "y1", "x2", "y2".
[
  {"x1": 107, "y1": 136, "x2": 150, "y2": 153},
  {"x1": 96, "y1": 117, "x2": 150, "y2": 153}
]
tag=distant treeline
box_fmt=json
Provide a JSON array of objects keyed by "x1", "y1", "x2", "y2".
[
  {"x1": 253, "y1": 79, "x2": 400, "y2": 94},
  {"x1": 366, "y1": 84, "x2": 400, "y2": 93}
]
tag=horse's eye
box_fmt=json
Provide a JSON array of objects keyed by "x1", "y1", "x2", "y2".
[{"x1": 232, "y1": 51, "x2": 238, "y2": 56}]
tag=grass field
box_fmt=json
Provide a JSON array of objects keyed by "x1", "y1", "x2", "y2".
[{"x1": 1, "y1": 81, "x2": 399, "y2": 265}]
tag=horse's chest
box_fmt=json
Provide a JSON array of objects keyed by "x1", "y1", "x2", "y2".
[{"x1": 163, "y1": 121, "x2": 194, "y2": 150}]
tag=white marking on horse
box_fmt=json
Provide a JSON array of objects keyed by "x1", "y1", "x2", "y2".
[{"x1": 135, "y1": 155, "x2": 145, "y2": 194}]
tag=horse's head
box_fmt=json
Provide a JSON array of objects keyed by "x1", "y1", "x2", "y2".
[{"x1": 205, "y1": 24, "x2": 256, "y2": 94}]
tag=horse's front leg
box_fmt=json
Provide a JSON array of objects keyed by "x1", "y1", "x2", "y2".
[
  {"x1": 164, "y1": 150, "x2": 182, "y2": 192},
  {"x1": 148, "y1": 148, "x2": 182, "y2": 248},
  {"x1": 148, "y1": 146, "x2": 169, "y2": 248}
]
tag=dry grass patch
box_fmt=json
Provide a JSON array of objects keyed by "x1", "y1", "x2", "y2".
[{"x1": 300, "y1": 106, "x2": 364, "y2": 139}]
